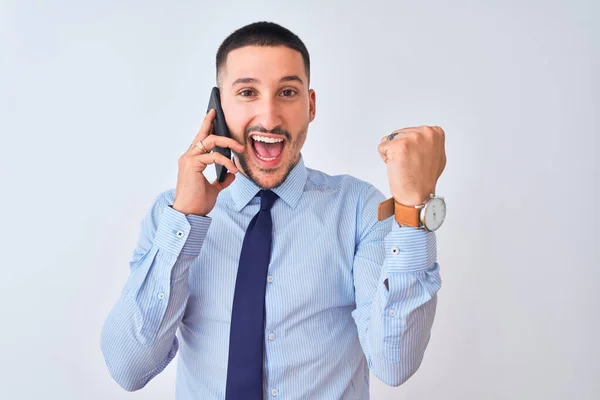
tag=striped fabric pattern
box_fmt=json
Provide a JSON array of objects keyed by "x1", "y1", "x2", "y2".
[{"x1": 101, "y1": 155, "x2": 441, "y2": 399}]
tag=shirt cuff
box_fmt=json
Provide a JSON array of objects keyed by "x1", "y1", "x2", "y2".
[
  {"x1": 384, "y1": 222, "x2": 437, "y2": 273},
  {"x1": 153, "y1": 205, "x2": 211, "y2": 256}
]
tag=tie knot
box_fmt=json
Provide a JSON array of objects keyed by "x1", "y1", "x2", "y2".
[{"x1": 258, "y1": 190, "x2": 278, "y2": 211}]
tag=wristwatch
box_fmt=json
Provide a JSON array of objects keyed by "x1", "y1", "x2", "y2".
[{"x1": 377, "y1": 194, "x2": 446, "y2": 232}]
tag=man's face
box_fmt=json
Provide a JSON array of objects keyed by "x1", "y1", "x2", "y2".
[{"x1": 219, "y1": 45, "x2": 316, "y2": 189}]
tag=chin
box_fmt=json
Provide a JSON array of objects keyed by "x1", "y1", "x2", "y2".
[
  {"x1": 236, "y1": 151, "x2": 296, "y2": 190},
  {"x1": 249, "y1": 163, "x2": 289, "y2": 189}
]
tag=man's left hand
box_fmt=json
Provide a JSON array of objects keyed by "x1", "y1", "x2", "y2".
[{"x1": 378, "y1": 126, "x2": 446, "y2": 206}]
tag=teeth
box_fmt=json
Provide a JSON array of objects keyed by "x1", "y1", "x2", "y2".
[
  {"x1": 256, "y1": 153, "x2": 277, "y2": 161},
  {"x1": 252, "y1": 135, "x2": 284, "y2": 143}
]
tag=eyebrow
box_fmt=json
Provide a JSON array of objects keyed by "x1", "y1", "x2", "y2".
[
  {"x1": 280, "y1": 75, "x2": 304, "y2": 85},
  {"x1": 231, "y1": 75, "x2": 304, "y2": 87}
]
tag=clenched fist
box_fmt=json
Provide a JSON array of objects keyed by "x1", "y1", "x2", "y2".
[{"x1": 378, "y1": 126, "x2": 446, "y2": 206}]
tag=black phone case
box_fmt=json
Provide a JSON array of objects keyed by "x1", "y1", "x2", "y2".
[{"x1": 206, "y1": 87, "x2": 232, "y2": 183}]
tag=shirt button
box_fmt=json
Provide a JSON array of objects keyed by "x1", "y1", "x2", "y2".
[
  {"x1": 391, "y1": 247, "x2": 399, "y2": 255},
  {"x1": 268, "y1": 333, "x2": 276, "y2": 341},
  {"x1": 267, "y1": 275, "x2": 274, "y2": 283},
  {"x1": 389, "y1": 309, "x2": 397, "y2": 317},
  {"x1": 271, "y1": 388, "x2": 278, "y2": 397},
  {"x1": 176, "y1": 230, "x2": 185, "y2": 238},
  {"x1": 157, "y1": 292, "x2": 165, "y2": 300}
]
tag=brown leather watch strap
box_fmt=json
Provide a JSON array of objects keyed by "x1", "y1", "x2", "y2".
[
  {"x1": 394, "y1": 201, "x2": 421, "y2": 227},
  {"x1": 377, "y1": 198, "x2": 395, "y2": 221},
  {"x1": 377, "y1": 197, "x2": 421, "y2": 227}
]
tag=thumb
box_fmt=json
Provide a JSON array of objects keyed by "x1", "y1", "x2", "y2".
[
  {"x1": 377, "y1": 142, "x2": 390, "y2": 163},
  {"x1": 211, "y1": 172, "x2": 236, "y2": 193}
]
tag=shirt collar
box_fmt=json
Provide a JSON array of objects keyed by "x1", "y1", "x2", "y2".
[{"x1": 228, "y1": 154, "x2": 307, "y2": 212}]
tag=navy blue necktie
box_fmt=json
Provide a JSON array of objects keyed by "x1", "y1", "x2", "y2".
[{"x1": 225, "y1": 190, "x2": 278, "y2": 400}]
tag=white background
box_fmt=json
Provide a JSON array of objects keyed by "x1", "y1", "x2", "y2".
[{"x1": 1, "y1": 0, "x2": 598, "y2": 399}]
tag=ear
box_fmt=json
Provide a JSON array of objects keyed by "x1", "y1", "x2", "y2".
[{"x1": 308, "y1": 89, "x2": 316, "y2": 122}]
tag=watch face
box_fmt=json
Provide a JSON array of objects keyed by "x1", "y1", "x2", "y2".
[{"x1": 423, "y1": 197, "x2": 446, "y2": 231}]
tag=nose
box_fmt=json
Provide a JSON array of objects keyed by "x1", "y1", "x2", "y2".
[{"x1": 255, "y1": 96, "x2": 282, "y2": 132}]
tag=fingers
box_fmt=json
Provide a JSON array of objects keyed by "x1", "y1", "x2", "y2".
[
  {"x1": 378, "y1": 132, "x2": 412, "y2": 162},
  {"x1": 380, "y1": 127, "x2": 420, "y2": 143},
  {"x1": 195, "y1": 151, "x2": 239, "y2": 175},
  {"x1": 377, "y1": 126, "x2": 446, "y2": 175},
  {"x1": 190, "y1": 134, "x2": 245, "y2": 156},
  {"x1": 377, "y1": 140, "x2": 395, "y2": 163},
  {"x1": 377, "y1": 127, "x2": 425, "y2": 162},
  {"x1": 211, "y1": 172, "x2": 236, "y2": 193},
  {"x1": 380, "y1": 126, "x2": 446, "y2": 143},
  {"x1": 189, "y1": 109, "x2": 217, "y2": 150}
]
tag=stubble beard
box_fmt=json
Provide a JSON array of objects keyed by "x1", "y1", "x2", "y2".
[{"x1": 234, "y1": 128, "x2": 307, "y2": 190}]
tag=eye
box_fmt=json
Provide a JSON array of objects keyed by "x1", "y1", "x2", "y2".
[
  {"x1": 280, "y1": 89, "x2": 297, "y2": 97},
  {"x1": 239, "y1": 89, "x2": 255, "y2": 97}
]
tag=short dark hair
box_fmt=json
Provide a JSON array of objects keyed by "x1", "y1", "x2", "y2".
[{"x1": 215, "y1": 21, "x2": 310, "y2": 86}]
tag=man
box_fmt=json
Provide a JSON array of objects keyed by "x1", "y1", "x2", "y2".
[{"x1": 101, "y1": 21, "x2": 446, "y2": 400}]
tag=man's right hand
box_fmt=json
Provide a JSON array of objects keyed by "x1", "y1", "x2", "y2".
[{"x1": 172, "y1": 109, "x2": 245, "y2": 216}]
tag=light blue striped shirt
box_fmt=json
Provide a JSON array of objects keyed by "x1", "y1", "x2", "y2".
[{"x1": 101, "y1": 155, "x2": 441, "y2": 399}]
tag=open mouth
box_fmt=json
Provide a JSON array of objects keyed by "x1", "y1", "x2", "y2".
[{"x1": 250, "y1": 134, "x2": 285, "y2": 167}]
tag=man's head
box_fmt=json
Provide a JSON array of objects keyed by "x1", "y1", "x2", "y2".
[{"x1": 215, "y1": 22, "x2": 316, "y2": 189}]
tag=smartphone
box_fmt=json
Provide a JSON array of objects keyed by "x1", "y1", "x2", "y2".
[{"x1": 206, "y1": 87, "x2": 232, "y2": 183}]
